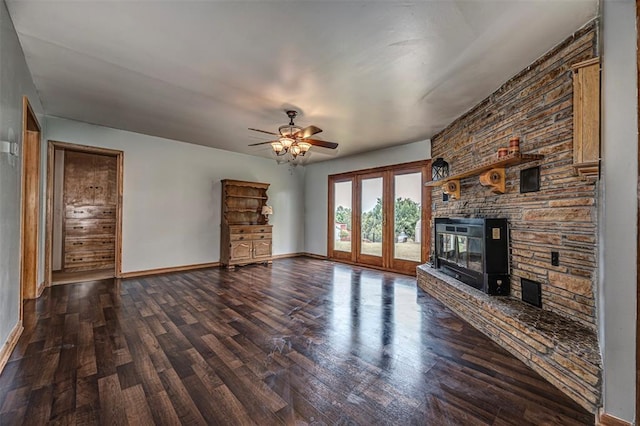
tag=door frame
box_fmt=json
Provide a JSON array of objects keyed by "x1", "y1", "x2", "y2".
[
  {"x1": 327, "y1": 159, "x2": 431, "y2": 275},
  {"x1": 44, "y1": 140, "x2": 124, "y2": 285},
  {"x1": 19, "y1": 96, "x2": 42, "y2": 320}
]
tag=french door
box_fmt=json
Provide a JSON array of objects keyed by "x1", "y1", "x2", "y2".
[{"x1": 328, "y1": 160, "x2": 431, "y2": 275}]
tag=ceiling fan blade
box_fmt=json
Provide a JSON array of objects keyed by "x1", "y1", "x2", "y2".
[
  {"x1": 305, "y1": 138, "x2": 339, "y2": 149},
  {"x1": 294, "y1": 125, "x2": 322, "y2": 139},
  {"x1": 248, "y1": 140, "x2": 278, "y2": 146},
  {"x1": 248, "y1": 128, "x2": 279, "y2": 136}
]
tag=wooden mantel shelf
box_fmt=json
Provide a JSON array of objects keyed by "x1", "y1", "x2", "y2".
[{"x1": 425, "y1": 153, "x2": 544, "y2": 199}]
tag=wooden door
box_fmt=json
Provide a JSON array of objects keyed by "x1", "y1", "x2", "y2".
[
  {"x1": 388, "y1": 165, "x2": 430, "y2": 275},
  {"x1": 64, "y1": 151, "x2": 95, "y2": 205},
  {"x1": 230, "y1": 242, "x2": 252, "y2": 261},
  {"x1": 21, "y1": 130, "x2": 40, "y2": 300}
]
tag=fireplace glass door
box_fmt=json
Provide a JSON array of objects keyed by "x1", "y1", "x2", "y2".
[{"x1": 468, "y1": 237, "x2": 483, "y2": 272}]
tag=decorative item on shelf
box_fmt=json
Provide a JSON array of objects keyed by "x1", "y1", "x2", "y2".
[
  {"x1": 479, "y1": 168, "x2": 506, "y2": 194},
  {"x1": 261, "y1": 205, "x2": 273, "y2": 224},
  {"x1": 442, "y1": 180, "x2": 460, "y2": 200},
  {"x1": 431, "y1": 157, "x2": 449, "y2": 181},
  {"x1": 497, "y1": 148, "x2": 509, "y2": 159},
  {"x1": 508, "y1": 137, "x2": 520, "y2": 155}
]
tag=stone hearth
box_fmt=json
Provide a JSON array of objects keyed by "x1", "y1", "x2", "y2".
[{"x1": 417, "y1": 265, "x2": 601, "y2": 413}]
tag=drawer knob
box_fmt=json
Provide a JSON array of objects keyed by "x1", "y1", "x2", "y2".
[
  {"x1": 73, "y1": 226, "x2": 84, "y2": 229},
  {"x1": 74, "y1": 210, "x2": 84, "y2": 214},
  {"x1": 73, "y1": 242, "x2": 82, "y2": 246},
  {"x1": 239, "y1": 236, "x2": 244, "y2": 240},
  {"x1": 260, "y1": 236, "x2": 264, "y2": 239}
]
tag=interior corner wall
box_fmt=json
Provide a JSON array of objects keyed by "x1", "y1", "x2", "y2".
[
  {"x1": 600, "y1": 0, "x2": 638, "y2": 422},
  {"x1": 0, "y1": 0, "x2": 44, "y2": 348},
  {"x1": 303, "y1": 140, "x2": 431, "y2": 256},
  {"x1": 45, "y1": 116, "x2": 305, "y2": 274}
]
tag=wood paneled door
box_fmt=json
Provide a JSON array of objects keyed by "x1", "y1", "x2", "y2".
[
  {"x1": 19, "y1": 96, "x2": 42, "y2": 314},
  {"x1": 45, "y1": 141, "x2": 124, "y2": 285},
  {"x1": 328, "y1": 160, "x2": 431, "y2": 275}
]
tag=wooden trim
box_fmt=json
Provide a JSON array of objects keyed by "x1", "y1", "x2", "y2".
[
  {"x1": 47, "y1": 140, "x2": 122, "y2": 157},
  {"x1": 120, "y1": 262, "x2": 220, "y2": 279},
  {"x1": 329, "y1": 159, "x2": 430, "y2": 181},
  {"x1": 271, "y1": 253, "x2": 305, "y2": 260},
  {"x1": 116, "y1": 151, "x2": 124, "y2": 277},
  {"x1": 44, "y1": 141, "x2": 124, "y2": 282},
  {"x1": 301, "y1": 252, "x2": 328, "y2": 260},
  {"x1": 571, "y1": 57, "x2": 600, "y2": 71},
  {"x1": 0, "y1": 321, "x2": 23, "y2": 375},
  {"x1": 19, "y1": 97, "x2": 42, "y2": 319},
  {"x1": 44, "y1": 142, "x2": 54, "y2": 287},
  {"x1": 637, "y1": 0, "x2": 640, "y2": 421},
  {"x1": 597, "y1": 411, "x2": 632, "y2": 426},
  {"x1": 36, "y1": 281, "x2": 45, "y2": 297}
]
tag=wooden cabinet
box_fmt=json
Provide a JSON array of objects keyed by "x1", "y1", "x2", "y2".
[
  {"x1": 572, "y1": 58, "x2": 600, "y2": 179},
  {"x1": 62, "y1": 151, "x2": 117, "y2": 272},
  {"x1": 220, "y1": 180, "x2": 272, "y2": 268}
]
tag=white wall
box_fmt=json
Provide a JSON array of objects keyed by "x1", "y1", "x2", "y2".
[
  {"x1": 600, "y1": 0, "x2": 638, "y2": 422},
  {"x1": 45, "y1": 117, "x2": 305, "y2": 273},
  {"x1": 304, "y1": 140, "x2": 430, "y2": 256},
  {"x1": 0, "y1": 0, "x2": 44, "y2": 346}
]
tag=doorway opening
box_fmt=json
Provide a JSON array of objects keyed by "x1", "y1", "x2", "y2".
[{"x1": 45, "y1": 141, "x2": 124, "y2": 286}]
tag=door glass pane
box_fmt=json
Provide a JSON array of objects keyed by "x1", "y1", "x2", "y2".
[
  {"x1": 393, "y1": 173, "x2": 422, "y2": 262},
  {"x1": 360, "y1": 177, "x2": 383, "y2": 257},
  {"x1": 333, "y1": 181, "x2": 352, "y2": 253}
]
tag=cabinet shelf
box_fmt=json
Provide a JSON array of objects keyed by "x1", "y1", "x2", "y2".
[{"x1": 425, "y1": 152, "x2": 544, "y2": 199}]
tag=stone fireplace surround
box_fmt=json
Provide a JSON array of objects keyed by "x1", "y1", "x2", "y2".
[
  {"x1": 417, "y1": 266, "x2": 600, "y2": 413},
  {"x1": 422, "y1": 21, "x2": 601, "y2": 415}
]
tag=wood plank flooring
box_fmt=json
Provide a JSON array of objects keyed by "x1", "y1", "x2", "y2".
[{"x1": 0, "y1": 257, "x2": 594, "y2": 425}]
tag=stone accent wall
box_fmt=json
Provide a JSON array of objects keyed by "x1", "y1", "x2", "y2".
[{"x1": 430, "y1": 21, "x2": 599, "y2": 329}]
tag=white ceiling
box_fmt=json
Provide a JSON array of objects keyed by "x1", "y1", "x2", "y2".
[{"x1": 7, "y1": 0, "x2": 597, "y2": 162}]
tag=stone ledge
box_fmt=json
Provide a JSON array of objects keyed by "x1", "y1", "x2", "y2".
[{"x1": 417, "y1": 264, "x2": 601, "y2": 414}]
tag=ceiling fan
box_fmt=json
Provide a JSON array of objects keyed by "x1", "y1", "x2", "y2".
[{"x1": 248, "y1": 110, "x2": 338, "y2": 164}]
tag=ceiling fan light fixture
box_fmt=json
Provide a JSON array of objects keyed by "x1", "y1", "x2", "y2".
[
  {"x1": 270, "y1": 141, "x2": 284, "y2": 154},
  {"x1": 290, "y1": 144, "x2": 301, "y2": 157},
  {"x1": 280, "y1": 136, "x2": 294, "y2": 149},
  {"x1": 297, "y1": 141, "x2": 312, "y2": 153}
]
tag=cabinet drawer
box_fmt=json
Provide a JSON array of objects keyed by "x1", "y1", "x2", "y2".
[
  {"x1": 230, "y1": 233, "x2": 272, "y2": 241},
  {"x1": 65, "y1": 236, "x2": 115, "y2": 251},
  {"x1": 65, "y1": 219, "x2": 116, "y2": 236},
  {"x1": 229, "y1": 225, "x2": 272, "y2": 235},
  {"x1": 66, "y1": 205, "x2": 116, "y2": 219},
  {"x1": 65, "y1": 250, "x2": 114, "y2": 265}
]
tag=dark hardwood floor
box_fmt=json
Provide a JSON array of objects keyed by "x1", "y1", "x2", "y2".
[{"x1": 0, "y1": 257, "x2": 593, "y2": 425}]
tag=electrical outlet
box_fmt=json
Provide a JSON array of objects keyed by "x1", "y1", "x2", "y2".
[{"x1": 551, "y1": 251, "x2": 559, "y2": 266}]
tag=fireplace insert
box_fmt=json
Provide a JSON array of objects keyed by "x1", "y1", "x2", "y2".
[{"x1": 434, "y1": 217, "x2": 509, "y2": 295}]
